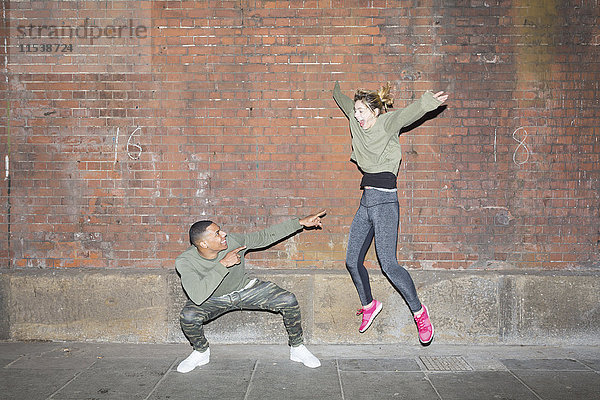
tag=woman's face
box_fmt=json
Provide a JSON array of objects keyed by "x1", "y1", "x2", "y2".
[{"x1": 354, "y1": 100, "x2": 379, "y2": 129}]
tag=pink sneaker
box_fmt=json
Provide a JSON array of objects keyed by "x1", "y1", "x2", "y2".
[
  {"x1": 414, "y1": 305, "x2": 434, "y2": 345},
  {"x1": 356, "y1": 300, "x2": 382, "y2": 333}
]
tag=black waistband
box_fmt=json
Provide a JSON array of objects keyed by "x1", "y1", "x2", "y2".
[{"x1": 360, "y1": 172, "x2": 397, "y2": 189}]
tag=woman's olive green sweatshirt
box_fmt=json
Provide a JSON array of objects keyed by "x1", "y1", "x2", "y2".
[{"x1": 333, "y1": 81, "x2": 442, "y2": 175}]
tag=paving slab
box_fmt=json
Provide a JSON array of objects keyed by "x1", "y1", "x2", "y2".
[
  {"x1": 340, "y1": 371, "x2": 437, "y2": 400},
  {"x1": 509, "y1": 370, "x2": 600, "y2": 400},
  {"x1": 0, "y1": 368, "x2": 79, "y2": 400},
  {"x1": 7, "y1": 346, "x2": 97, "y2": 370},
  {"x1": 52, "y1": 358, "x2": 175, "y2": 399},
  {"x1": 245, "y1": 359, "x2": 342, "y2": 400},
  {"x1": 0, "y1": 342, "x2": 67, "y2": 360},
  {"x1": 76, "y1": 343, "x2": 190, "y2": 359},
  {"x1": 500, "y1": 358, "x2": 590, "y2": 371},
  {"x1": 337, "y1": 358, "x2": 420, "y2": 372},
  {"x1": 427, "y1": 371, "x2": 540, "y2": 400},
  {"x1": 148, "y1": 359, "x2": 255, "y2": 400}
]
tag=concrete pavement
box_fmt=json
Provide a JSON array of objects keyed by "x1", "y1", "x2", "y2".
[{"x1": 1, "y1": 341, "x2": 599, "y2": 399}]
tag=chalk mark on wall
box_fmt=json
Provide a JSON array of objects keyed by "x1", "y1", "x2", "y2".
[
  {"x1": 512, "y1": 127, "x2": 530, "y2": 166},
  {"x1": 113, "y1": 127, "x2": 119, "y2": 166},
  {"x1": 127, "y1": 127, "x2": 143, "y2": 160},
  {"x1": 494, "y1": 127, "x2": 497, "y2": 162}
]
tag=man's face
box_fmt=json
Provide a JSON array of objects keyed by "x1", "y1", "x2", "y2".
[{"x1": 199, "y1": 223, "x2": 228, "y2": 252}]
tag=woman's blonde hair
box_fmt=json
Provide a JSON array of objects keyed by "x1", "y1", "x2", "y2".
[{"x1": 354, "y1": 83, "x2": 394, "y2": 114}]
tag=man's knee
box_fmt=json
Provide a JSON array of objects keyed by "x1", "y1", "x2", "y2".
[
  {"x1": 180, "y1": 307, "x2": 202, "y2": 325},
  {"x1": 277, "y1": 290, "x2": 299, "y2": 308}
]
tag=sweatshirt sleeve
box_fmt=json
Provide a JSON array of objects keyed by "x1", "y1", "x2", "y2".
[
  {"x1": 176, "y1": 255, "x2": 229, "y2": 305},
  {"x1": 333, "y1": 81, "x2": 355, "y2": 119},
  {"x1": 240, "y1": 218, "x2": 303, "y2": 250},
  {"x1": 382, "y1": 91, "x2": 442, "y2": 134}
]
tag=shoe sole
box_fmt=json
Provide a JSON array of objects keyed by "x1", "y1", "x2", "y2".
[
  {"x1": 359, "y1": 302, "x2": 383, "y2": 333},
  {"x1": 176, "y1": 357, "x2": 210, "y2": 373},
  {"x1": 290, "y1": 356, "x2": 321, "y2": 368}
]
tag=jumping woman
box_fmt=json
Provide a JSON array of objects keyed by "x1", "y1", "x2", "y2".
[{"x1": 333, "y1": 81, "x2": 448, "y2": 345}]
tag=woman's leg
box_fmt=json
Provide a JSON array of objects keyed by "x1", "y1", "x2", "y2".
[
  {"x1": 370, "y1": 197, "x2": 422, "y2": 313},
  {"x1": 345, "y1": 202, "x2": 375, "y2": 306}
]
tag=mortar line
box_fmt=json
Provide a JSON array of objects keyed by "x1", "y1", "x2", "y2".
[
  {"x1": 575, "y1": 359, "x2": 598, "y2": 372},
  {"x1": 144, "y1": 358, "x2": 178, "y2": 400},
  {"x1": 46, "y1": 360, "x2": 98, "y2": 399},
  {"x1": 422, "y1": 371, "x2": 443, "y2": 400},
  {"x1": 335, "y1": 358, "x2": 345, "y2": 400},
  {"x1": 4, "y1": 355, "x2": 23, "y2": 368},
  {"x1": 506, "y1": 368, "x2": 544, "y2": 400},
  {"x1": 243, "y1": 359, "x2": 259, "y2": 400}
]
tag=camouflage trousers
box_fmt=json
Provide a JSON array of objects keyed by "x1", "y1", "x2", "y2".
[{"x1": 179, "y1": 280, "x2": 304, "y2": 351}]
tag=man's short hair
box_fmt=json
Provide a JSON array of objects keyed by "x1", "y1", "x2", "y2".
[{"x1": 189, "y1": 220, "x2": 213, "y2": 245}]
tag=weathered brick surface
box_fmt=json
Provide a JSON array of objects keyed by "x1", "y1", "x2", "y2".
[{"x1": 1, "y1": 0, "x2": 599, "y2": 271}]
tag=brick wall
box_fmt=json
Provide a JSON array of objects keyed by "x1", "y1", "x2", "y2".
[{"x1": 1, "y1": 0, "x2": 599, "y2": 271}]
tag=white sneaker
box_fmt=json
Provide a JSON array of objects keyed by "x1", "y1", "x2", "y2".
[
  {"x1": 177, "y1": 348, "x2": 210, "y2": 373},
  {"x1": 290, "y1": 344, "x2": 321, "y2": 368}
]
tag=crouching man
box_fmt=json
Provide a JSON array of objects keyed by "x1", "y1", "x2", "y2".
[{"x1": 175, "y1": 210, "x2": 326, "y2": 373}]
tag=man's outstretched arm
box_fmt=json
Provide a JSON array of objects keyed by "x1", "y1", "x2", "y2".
[{"x1": 242, "y1": 210, "x2": 327, "y2": 250}]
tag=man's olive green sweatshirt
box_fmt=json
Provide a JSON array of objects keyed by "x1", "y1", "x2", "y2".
[
  {"x1": 333, "y1": 82, "x2": 442, "y2": 175},
  {"x1": 176, "y1": 218, "x2": 303, "y2": 305}
]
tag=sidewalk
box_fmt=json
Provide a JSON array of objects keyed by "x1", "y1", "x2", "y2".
[{"x1": 1, "y1": 341, "x2": 598, "y2": 399}]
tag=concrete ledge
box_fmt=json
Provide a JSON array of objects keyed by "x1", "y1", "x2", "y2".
[{"x1": 1, "y1": 268, "x2": 598, "y2": 345}]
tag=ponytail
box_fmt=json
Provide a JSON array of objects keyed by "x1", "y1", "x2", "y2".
[
  {"x1": 354, "y1": 82, "x2": 394, "y2": 114},
  {"x1": 377, "y1": 83, "x2": 394, "y2": 111}
]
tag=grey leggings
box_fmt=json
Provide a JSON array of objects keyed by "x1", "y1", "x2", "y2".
[{"x1": 345, "y1": 188, "x2": 422, "y2": 313}]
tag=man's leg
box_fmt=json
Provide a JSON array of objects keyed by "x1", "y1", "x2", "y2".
[
  {"x1": 180, "y1": 296, "x2": 233, "y2": 351},
  {"x1": 177, "y1": 296, "x2": 233, "y2": 373},
  {"x1": 236, "y1": 280, "x2": 320, "y2": 368},
  {"x1": 236, "y1": 280, "x2": 303, "y2": 346}
]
